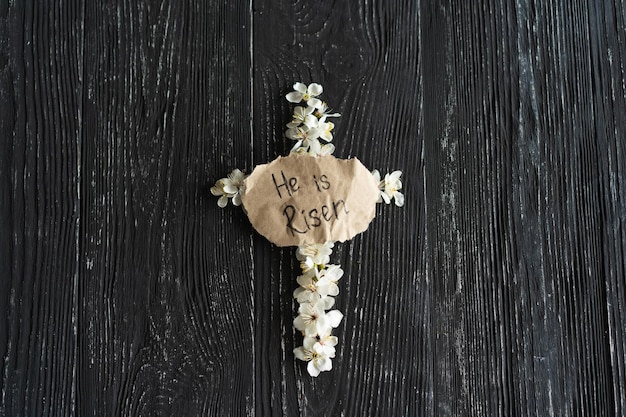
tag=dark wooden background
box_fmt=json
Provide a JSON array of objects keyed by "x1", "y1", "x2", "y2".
[{"x1": 1, "y1": 0, "x2": 626, "y2": 415}]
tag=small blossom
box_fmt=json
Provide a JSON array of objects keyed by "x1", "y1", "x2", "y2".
[
  {"x1": 286, "y1": 124, "x2": 319, "y2": 141},
  {"x1": 312, "y1": 295, "x2": 336, "y2": 310},
  {"x1": 286, "y1": 82, "x2": 323, "y2": 106},
  {"x1": 306, "y1": 117, "x2": 335, "y2": 142},
  {"x1": 293, "y1": 337, "x2": 334, "y2": 377},
  {"x1": 290, "y1": 138, "x2": 322, "y2": 157},
  {"x1": 316, "y1": 327, "x2": 338, "y2": 356},
  {"x1": 286, "y1": 120, "x2": 323, "y2": 156},
  {"x1": 294, "y1": 303, "x2": 343, "y2": 337},
  {"x1": 317, "y1": 264, "x2": 343, "y2": 297},
  {"x1": 372, "y1": 169, "x2": 405, "y2": 207},
  {"x1": 294, "y1": 269, "x2": 337, "y2": 305},
  {"x1": 287, "y1": 106, "x2": 315, "y2": 129},
  {"x1": 293, "y1": 302, "x2": 328, "y2": 337},
  {"x1": 296, "y1": 242, "x2": 334, "y2": 266},
  {"x1": 314, "y1": 102, "x2": 341, "y2": 120},
  {"x1": 211, "y1": 169, "x2": 246, "y2": 207},
  {"x1": 293, "y1": 270, "x2": 328, "y2": 303}
]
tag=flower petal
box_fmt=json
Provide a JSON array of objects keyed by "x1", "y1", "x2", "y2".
[
  {"x1": 294, "y1": 347, "x2": 310, "y2": 361},
  {"x1": 293, "y1": 287, "x2": 304, "y2": 299},
  {"x1": 321, "y1": 344, "x2": 336, "y2": 357},
  {"x1": 286, "y1": 128, "x2": 301, "y2": 140},
  {"x1": 318, "y1": 143, "x2": 335, "y2": 156},
  {"x1": 307, "y1": 361, "x2": 321, "y2": 377},
  {"x1": 303, "y1": 336, "x2": 317, "y2": 350},
  {"x1": 319, "y1": 356, "x2": 333, "y2": 372},
  {"x1": 381, "y1": 192, "x2": 391, "y2": 204},
  {"x1": 232, "y1": 193, "x2": 242, "y2": 206},
  {"x1": 293, "y1": 82, "x2": 307, "y2": 93},
  {"x1": 307, "y1": 97, "x2": 322, "y2": 109},
  {"x1": 296, "y1": 274, "x2": 313, "y2": 288},
  {"x1": 326, "y1": 310, "x2": 343, "y2": 328},
  {"x1": 308, "y1": 83, "x2": 323, "y2": 96},
  {"x1": 286, "y1": 91, "x2": 304, "y2": 103},
  {"x1": 394, "y1": 192, "x2": 405, "y2": 207},
  {"x1": 293, "y1": 315, "x2": 307, "y2": 332},
  {"x1": 388, "y1": 170, "x2": 402, "y2": 181},
  {"x1": 325, "y1": 335, "x2": 338, "y2": 347},
  {"x1": 230, "y1": 168, "x2": 243, "y2": 178},
  {"x1": 304, "y1": 114, "x2": 319, "y2": 128},
  {"x1": 327, "y1": 285, "x2": 339, "y2": 297},
  {"x1": 308, "y1": 138, "x2": 322, "y2": 155},
  {"x1": 326, "y1": 265, "x2": 344, "y2": 280},
  {"x1": 317, "y1": 296, "x2": 335, "y2": 310},
  {"x1": 217, "y1": 196, "x2": 229, "y2": 208}
]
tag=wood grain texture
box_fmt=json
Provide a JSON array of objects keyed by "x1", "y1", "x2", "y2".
[
  {"x1": 1, "y1": 0, "x2": 625, "y2": 416},
  {"x1": 0, "y1": 0, "x2": 82, "y2": 415},
  {"x1": 78, "y1": 1, "x2": 254, "y2": 416},
  {"x1": 423, "y1": 0, "x2": 626, "y2": 415}
]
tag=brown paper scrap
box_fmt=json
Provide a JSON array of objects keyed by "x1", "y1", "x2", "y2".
[{"x1": 240, "y1": 154, "x2": 380, "y2": 247}]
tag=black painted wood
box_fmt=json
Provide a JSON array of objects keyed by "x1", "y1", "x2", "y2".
[{"x1": 1, "y1": 0, "x2": 625, "y2": 416}]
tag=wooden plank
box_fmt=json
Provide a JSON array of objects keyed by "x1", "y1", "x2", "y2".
[
  {"x1": 0, "y1": 1, "x2": 83, "y2": 415},
  {"x1": 587, "y1": 1, "x2": 626, "y2": 414},
  {"x1": 78, "y1": 1, "x2": 253, "y2": 415},
  {"x1": 252, "y1": 1, "x2": 428, "y2": 415},
  {"x1": 422, "y1": 0, "x2": 626, "y2": 415}
]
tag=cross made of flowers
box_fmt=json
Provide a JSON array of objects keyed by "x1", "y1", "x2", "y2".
[{"x1": 211, "y1": 82, "x2": 404, "y2": 377}]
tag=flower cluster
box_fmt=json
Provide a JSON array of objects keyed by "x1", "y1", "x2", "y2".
[
  {"x1": 285, "y1": 83, "x2": 341, "y2": 157},
  {"x1": 372, "y1": 169, "x2": 405, "y2": 207},
  {"x1": 292, "y1": 242, "x2": 344, "y2": 377},
  {"x1": 211, "y1": 169, "x2": 246, "y2": 207}
]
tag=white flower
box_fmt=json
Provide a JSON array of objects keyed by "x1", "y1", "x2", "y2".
[
  {"x1": 296, "y1": 242, "x2": 334, "y2": 266},
  {"x1": 313, "y1": 295, "x2": 336, "y2": 310},
  {"x1": 317, "y1": 264, "x2": 343, "y2": 297},
  {"x1": 294, "y1": 303, "x2": 342, "y2": 337},
  {"x1": 293, "y1": 268, "x2": 338, "y2": 304},
  {"x1": 306, "y1": 117, "x2": 335, "y2": 142},
  {"x1": 314, "y1": 102, "x2": 341, "y2": 120},
  {"x1": 316, "y1": 327, "x2": 338, "y2": 356},
  {"x1": 286, "y1": 119, "x2": 324, "y2": 156},
  {"x1": 211, "y1": 169, "x2": 246, "y2": 207},
  {"x1": 287, "y1": 106, "x2": 315, "y2": 128},
  {"x1": 290, "y1": 138, "x2": 322, "y2": 156},
  {"x1": 372, "y1": 169, "x2": 405, "y2": 207},
  {"x1": 293, "y1": 302, "x2": 327, "y2": 337},
  {"x1": 285, "y1": 123, "x2": 319, "y2": 141},
  {"x1": 286, "y1": 82, "x2": 323, "y2": 107},
  {"x1": 293, "y1": 337, "x2": 334, "y2": 377},
  {"x1": 293, "y1": 270, "x2": 326, "y2": 303}
]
